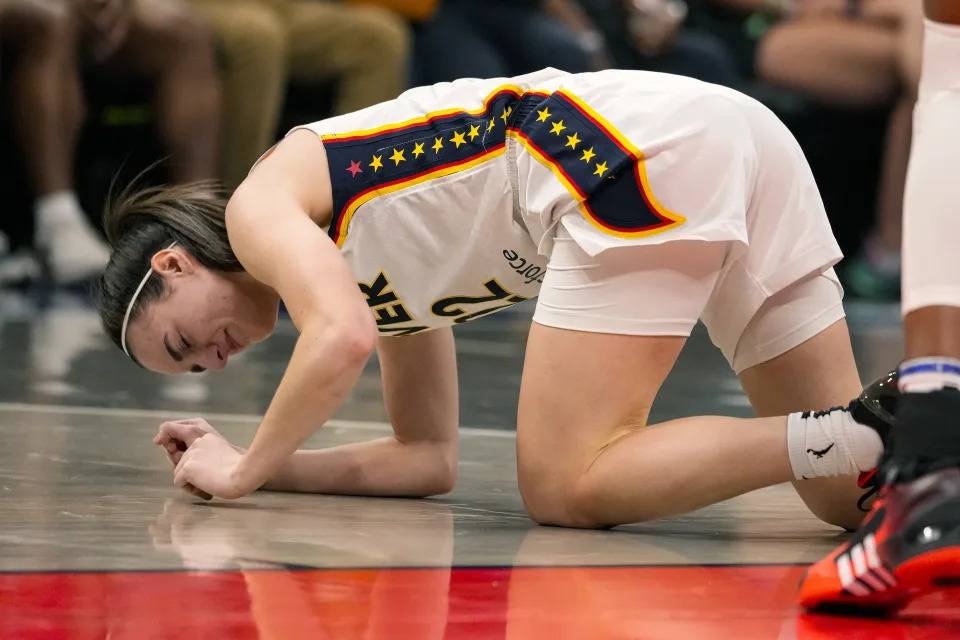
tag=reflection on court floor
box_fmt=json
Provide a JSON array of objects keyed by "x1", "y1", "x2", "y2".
[
  {"x1": 1, "y1": 292, "x2": 955, "y2": 637},
  {"x1": 3, "y1": 565, "x2": 958, "y2": 638}
]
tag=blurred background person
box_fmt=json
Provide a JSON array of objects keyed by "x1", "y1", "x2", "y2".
[
  {"x1": 757, "y1": 0, "x2": 924, "y2": 300},
  {"x1": 412, "y1": 0, "x2": 740, "y2": 90},
  {"x1": 575, "y1": 0, "x2": 741, "y2": 86},
  {"x1": 0, "y1": 0, "x2": 925, "y2": 304},
  {"x1": 693, "y1": 0, "x2": 924, "y2": 300},
  {"x1": 0, "y1": 0, "x2": 221, "y2": 285},
  {"x1": 189, "y1": 0, "x2": 412, "y2": 190},
  {"x1": 411, "y1": 0, "x2": 600, "y2": 85}
]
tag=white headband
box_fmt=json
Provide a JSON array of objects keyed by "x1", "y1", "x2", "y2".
[{"x1": 121, "y1": 241, "x2": 177, "y2": 357}]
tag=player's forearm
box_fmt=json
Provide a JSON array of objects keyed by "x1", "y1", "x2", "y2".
[
  {"x1": 236, "y1": 321, "x2": 377, "y2": 491},
  {"x1": 260, "y1": 436, "x2": 458, "y2": 497}
]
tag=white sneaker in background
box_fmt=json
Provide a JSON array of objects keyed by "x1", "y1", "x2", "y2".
[{"x1": 34, "y1": 191, "x2": 111, "y2": 285}]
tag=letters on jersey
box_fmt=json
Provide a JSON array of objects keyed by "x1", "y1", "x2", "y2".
[{"x1": 358, "y1": 269, "x2": 533, "y2": 336}]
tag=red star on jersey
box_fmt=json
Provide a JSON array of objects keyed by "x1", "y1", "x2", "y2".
[{"x1": 346, "y1": 160, "x2": 362, "y2": 177}]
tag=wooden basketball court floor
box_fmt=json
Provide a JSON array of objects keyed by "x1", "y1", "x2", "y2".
[{"x1": 1, "y1": 292, "x2": 957, "y2": 638}]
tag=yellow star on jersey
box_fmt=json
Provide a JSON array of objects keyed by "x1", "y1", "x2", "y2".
[
  {"x1": 432, "y1": 137, "x2": 444, "y2": 153},
  {"x1": 467, "y1": 123, "x2": 481, "y2": 141},
  {"x1": 550, "y1": 120, "x2": 566, "y2": 135},
  {"x1": 536, "y1": 107, "x2": 551, "y2": 122},
  {"x1": 593, "y1": 161, "x2": 609, "y2": 177},
  {"x1": 370, "y1": 154, "x2": 383, "y2": 171},
  {"x1": 580, "y1": 147, "x2": 596, "y2": 163},
  {"x1": 565, "y1": 132, "x2": 581, "y2": 150},
  {"x1": 450, "y1": 130, "x2": 467, "y2": 148},
  {"x1": 500, "y1": 105, "x2": 513, "y2": 123},
  {"x1": 487, "y1": 118, "x2": 496, "y2": 132},
  {"x1": 389, "y1": 148, "x2": 406, "y2": 166},
  {"x1": 412, "y1": 142, "x2": 425, "y2": 158}
]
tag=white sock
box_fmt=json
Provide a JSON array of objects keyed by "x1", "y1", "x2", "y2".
[
  {"x1": 786, "y1": 408, "x2": 884, "y2": 480},
  {"x1": 34, "y1": 191, "x2": 110, "y2": 283},
  {"x1": 899, "y1": 358, "x2": 960, "y2": 394}
]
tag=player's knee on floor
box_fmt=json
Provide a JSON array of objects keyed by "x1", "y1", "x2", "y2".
[
  {"x1": 522, "y1": 491, "x2": 609, "y2": 530},
  {"x1": 519, "y1": 471, "x2": 614, "y2": 530}
]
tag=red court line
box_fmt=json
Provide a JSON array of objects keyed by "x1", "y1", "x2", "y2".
[{"x1": 1, "y1": 565, "x2": 957, "y2": 639}]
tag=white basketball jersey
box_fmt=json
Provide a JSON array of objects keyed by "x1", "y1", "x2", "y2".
[{"x1": 289, "y1": 68, "x2": 754, "y2": 335}]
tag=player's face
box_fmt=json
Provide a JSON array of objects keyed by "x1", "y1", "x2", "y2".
[{"x1": 125, "y1": 252, "x2": 279, "y2": 375}]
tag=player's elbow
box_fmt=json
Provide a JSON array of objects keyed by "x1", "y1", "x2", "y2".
[
  {"x1": 430, "y1": 450, "x2": 458, "y2": 495},
  {"x1": 421, "y1": 465, "x2": 457, "y2": 497},
  {"x1": 410, "y1": 439, "x2": 458, "y2": 497},
  {"x1": 341, "y1": 324, "x2": 379, "y2": 363},
  {"x1": 329, "y1": 312, "x2": 379, "y2": 365}
]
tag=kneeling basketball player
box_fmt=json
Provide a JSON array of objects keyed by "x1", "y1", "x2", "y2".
[{"x1": 99, "y1": 68, "x2": 903, "y2": 543}]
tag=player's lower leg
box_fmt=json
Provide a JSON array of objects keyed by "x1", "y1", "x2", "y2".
[{"x1": 517, "y1": 322, "x2": 889, "y2": 529}]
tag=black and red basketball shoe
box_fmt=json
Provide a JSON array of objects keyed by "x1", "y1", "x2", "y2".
[{"x1": 799, "y1": 372, "x2": 960, "y2": 614}]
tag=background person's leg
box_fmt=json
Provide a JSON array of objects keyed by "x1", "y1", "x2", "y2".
[
  {"x1": 117, "y1": 0, "x2": 222, "y2": 183},
  {"x1": 284, "y1": 1, "x2": 411, "y2": 115},
  {"x1": 190, "y1": 0, "x2": 287, "y2": 190},
  {"x1": 0, "y1": 0, "x2": 110, "y2": 283}
]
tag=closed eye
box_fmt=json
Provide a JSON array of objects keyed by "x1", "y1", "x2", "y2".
[
  {"x1": 162, "y1": 332, "x2": 206, "y2": 374},
  {"x1": 180, "y1": 335, "x2": 206, "y2": 373}
]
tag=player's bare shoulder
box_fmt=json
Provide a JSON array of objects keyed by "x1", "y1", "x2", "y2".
[{"x1": 231, "y1": 129, "x2": 334, "y2": 231}]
